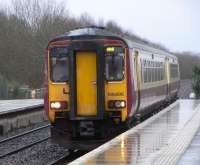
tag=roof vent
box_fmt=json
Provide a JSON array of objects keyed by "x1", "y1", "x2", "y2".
[{"x1": 73, "y1": 25, "x2": 105, "y2": 30}]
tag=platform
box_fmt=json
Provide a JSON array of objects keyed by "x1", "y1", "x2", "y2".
[
  {"x1": 178, "y1": 120, "x2": 200, "y2": 165},
  {"x1": 0, "y1": 99, "x2": 45, "y2": 134},
  {"x1": 70, "y1": 99, "x2": 200, "y2": 165},
  {"x1": 0, "y1": 99, "x2": 43, "y2": 115}
]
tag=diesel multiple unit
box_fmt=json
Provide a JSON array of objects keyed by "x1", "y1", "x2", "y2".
[{"x1": 44, "y1": 27, "x2": 180, "y2": 149}]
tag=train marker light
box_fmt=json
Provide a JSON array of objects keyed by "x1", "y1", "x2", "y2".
[
  {"x1": 120, "y1": 101, "x2": 126, "y2": 108},
  {"x1": 108, "y1": 100, "x2": 126, "y2": 108},
  {"x1": 106, "y1": 47, "x2": 115, "y2": 52}
]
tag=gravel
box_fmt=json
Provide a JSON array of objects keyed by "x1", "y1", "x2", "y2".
[
  {"x1": 0, "y1": 121, "x2": 68, "y2": 165},
  {"x1": 0, "y1": 121, "x2": 49, "y2": 141},
  {"x1": 0, "y1": 140, "x2": 68, "y2": 165}
]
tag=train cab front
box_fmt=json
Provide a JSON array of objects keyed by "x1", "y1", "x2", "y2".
[{"x1": 46, "y1": 36, "x2": 129, "y2": 150}]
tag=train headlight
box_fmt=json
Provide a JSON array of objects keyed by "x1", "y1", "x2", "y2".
[
  {"x1": 108, "y1": 100, "x2": 126, "y2": 109},
  {"x1": 50, "y1": 101, "x2": 68, "y2": 109},
  {"x1": 54, "y1": 102, "x2": 61, "y2": 109},
  {"x1": 50, "y1": 102, "x2": 56, "y2": 108}
]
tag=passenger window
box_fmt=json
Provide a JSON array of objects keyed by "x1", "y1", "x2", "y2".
[
  {"x1": 50, "y1": 47, "x2": 69, "y2": 82},
  {"x1": 150, "y1": 61, "x2": 153, "y2": 82},
  {"x1": 170, "y1": 64, "x2": 178, "y2": 78},
  {"x1": 153, "y1": 62, "x2": 155, "y2": 82}
]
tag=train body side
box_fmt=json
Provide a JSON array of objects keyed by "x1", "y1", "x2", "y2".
[{"x1": 127, "y1": 47, "x2": 180, "y2": 118}]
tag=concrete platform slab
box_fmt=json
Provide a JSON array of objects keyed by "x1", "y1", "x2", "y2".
[
  {"x1": 178, "y1": 124, "x2": 200, "y2": 165},
  {"x1": 0, "y1": 99, "x2": 43, "y2": 115},
  {"x1": 0, "y1": 99, "x2": 46, "y2": 134}
]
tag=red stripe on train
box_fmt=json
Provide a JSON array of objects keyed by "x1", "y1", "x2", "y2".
[{"x1": 126, "y1": 48, "x2": 133, "y2": 116}]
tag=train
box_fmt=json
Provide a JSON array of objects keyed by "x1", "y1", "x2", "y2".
[{"x1": 44, "y1": 26, "x2": 180, "y2": 150}]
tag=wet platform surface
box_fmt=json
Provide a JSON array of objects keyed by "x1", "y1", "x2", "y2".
[
  {"x1": 70, "y1": 100, "x2": 200, "y2": 165},
  {"x1": 0, "y1": 99, "x2": 44, "y2": 115},
  {"x1": 178, "y1": 124, "x2": 200, "y2": 165}
]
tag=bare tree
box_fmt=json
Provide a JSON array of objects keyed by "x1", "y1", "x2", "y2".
[{"x1": 0, "y1": 0, "x2": 199, "y2": 93}]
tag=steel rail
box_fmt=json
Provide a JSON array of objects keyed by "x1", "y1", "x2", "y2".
[
  {"x1": 0, "y1": 124, "x2": 50, "y2": 144},
  {"x1": 47, "y1": 154, "x2": 69, "y2": 165},
  {"x1": 0, "y1": 136, "x2": 50, "y2": 159}
]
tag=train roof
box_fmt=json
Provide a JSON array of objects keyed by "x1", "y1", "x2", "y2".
[
  {"x1": 51, "y1": 26, "x2": 120, "y2": 42},
  {"x1": 124, "y1": 38, "x2": 175, "y2": 58},
  {"x1": 65, "y1": 26, "x2": 118, "y2": 37},
  {"x1": 51, "y1": 26, "x2": 176, "y2": 59}
]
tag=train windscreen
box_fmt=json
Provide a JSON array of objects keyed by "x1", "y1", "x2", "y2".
[
  {"x1": 105, "y1": 47, "x2": 125, "y2": 81},
  {"x1": 50, "y1": 47, "x2": 69, "y2": 82}
]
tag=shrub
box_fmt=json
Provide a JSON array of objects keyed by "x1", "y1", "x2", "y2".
[{"x1": 192, "y1": 66, "x2": 200, "y2": 98}]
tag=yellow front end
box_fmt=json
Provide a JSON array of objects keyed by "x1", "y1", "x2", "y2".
[
  {"x1": 105, "y1": 80, "x2": 127, "y2": 122},
  {"x1": 48, "y1": 83, "x2": 69, "y2": 123},
  {"x1": 48, "y1": 47, "x2": 70, "y2": 123},
  {"x1": 104, "y1": 47, "x2": 128, "y2": 122},
  {"x1": 47, "y1": 45, "x2": 128, "y2": 124}
]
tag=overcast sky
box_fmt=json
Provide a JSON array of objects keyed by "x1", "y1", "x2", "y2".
[
  {"x1": 66, "y1": 0, "x2": 200, "y2": 53},
  {"x1": 0, "y1": 0, "x2": 199, "y2": 53}
]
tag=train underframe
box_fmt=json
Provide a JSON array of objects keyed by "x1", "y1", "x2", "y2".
[{"x1": 51, "y1": 116, "x2": 126, "y2": 150}]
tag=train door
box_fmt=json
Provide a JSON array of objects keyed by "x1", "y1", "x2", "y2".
[
  {"x1": 76, "y1": 51, "x2": 97, "y2": 116},
  {"x1": 133, "y1": 50, "x2": 141, "y2": 112},
  {"x1": 166, "y1": 57, "x2": 170, "y2": 97}
]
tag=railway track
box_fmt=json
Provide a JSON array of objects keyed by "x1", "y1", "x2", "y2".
[
  {"x1": 179, "y1": 79, "x2": 193, "y2": 99},
  {"x1": 0, "y1": 124, "x2": 50, "y2": 144},
  {"x1": 0, "y1": 124, "x2": 50, "y2": 159},
  {"x1": 0, "y1": 136, "x2": 50, "y2": 159}
]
